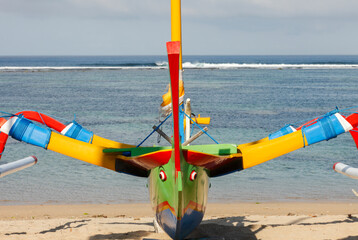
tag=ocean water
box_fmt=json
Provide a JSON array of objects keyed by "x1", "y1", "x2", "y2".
[{"x1": 1, "y1": 55, "x2": 358, "y2": 205}]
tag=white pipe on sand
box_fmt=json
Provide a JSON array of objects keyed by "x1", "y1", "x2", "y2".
[
  {"x1": 333, "y1": 162, "x2": 358, "y2": 180},
  {"x1": 0, "y1": 156, "x2": 38, "y2": 178}
]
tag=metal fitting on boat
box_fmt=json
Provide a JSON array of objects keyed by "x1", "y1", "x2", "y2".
[{"x1": 61, "y1": 121, "x2": 93, "y2": 143}]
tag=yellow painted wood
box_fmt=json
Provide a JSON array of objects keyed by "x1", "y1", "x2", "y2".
[
  {"x1": 192, "y1": 116, "x2": 210, "y2": 125},
  {"x1": 47, "y1": 132, "x2": 116, "y2": 171},
  {"x1": 92, "y1": 135, "x2": 135, "y2": 149},
  {"x1": 238, "y1": 137, "x2": 269, "y2": 149},
  {"x1": 161, "y1": 80, "x2": 185, "y2": 110},
  {"x1": 171, "y1": 0, "x2": 182, "y2": 70},
  {"x1": 239, "y1": 130, "x2": 308, "y2": 169},
  {"x1": 184, "y1": 116, "x2": 211, "y2": 129}
]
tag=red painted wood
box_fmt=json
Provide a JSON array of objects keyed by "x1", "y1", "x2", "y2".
[
  {"x1": 0, "y1": 132, "x2": 8, "y2": 159},
  {"x1": 346, "y1": 114, "x2": 358, "y2": 128},
  {"x1": 350, "y1": 129, "x2": 358, "y2": 149},
  {"x1": 166, "y1": 41, "x2": 181, "y2": 55},
  {"x1": 166, "y1": 41, "x2": 181, "y2": 174},
  {"x1": 16, "y1": 111, "x2": 66, "y2": 132},
  {"x1": 132, "y1": 150, "x2": 172, "y2": 169},
  {"x1": 182, "y1": 150, "x2": 240, "y2": 171}
]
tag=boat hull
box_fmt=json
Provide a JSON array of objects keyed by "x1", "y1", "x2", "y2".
[
  {"x1": 156, "y1": 204, "x2": 205, "y2": 239},
  {"x1": 149, "y1": 160, "x2": 209, "y2": 239}
]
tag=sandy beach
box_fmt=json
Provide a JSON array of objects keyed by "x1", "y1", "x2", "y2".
[{"x1": 1, "y1": 202, "x2": 358, "y2": 239}]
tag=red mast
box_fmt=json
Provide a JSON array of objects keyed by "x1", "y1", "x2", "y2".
[{"x1": 166, "y1": 41, "x2": 181, "y2": 175}]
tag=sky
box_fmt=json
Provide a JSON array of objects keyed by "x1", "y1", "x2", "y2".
[{"x1": 0, "y1": 0, "x2": 358, "y2": 55}]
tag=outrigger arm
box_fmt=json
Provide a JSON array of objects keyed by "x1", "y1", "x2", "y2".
[{"x1": 2, "y1": 110, "x2": 358, "y2": 179}]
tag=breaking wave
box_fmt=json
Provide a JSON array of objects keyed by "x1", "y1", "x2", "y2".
[
  {"x1": 182, "y1": 62, "x2": 358, "y2": 69},
  {"x1": 1, "y1": 62, "x2": 358, "y2": 72}
]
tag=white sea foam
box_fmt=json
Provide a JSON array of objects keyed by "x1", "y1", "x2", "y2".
[
  {"x1": 1, "y1": 62, "x2": 358, "y2": 71},
  {"x1": 0, "y1": 66, "x2": 167, "y2": 72},
  {"x1": 182, "y1": 62, "x2": 358, "y2": 69},
  {"x1": 155, "y1": 61, "x2": 168, "y2": 67}
]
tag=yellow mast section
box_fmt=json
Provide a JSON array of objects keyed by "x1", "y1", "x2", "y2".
[{"x1": 171, "y1": 0, "x2": 183, "y2": 75}]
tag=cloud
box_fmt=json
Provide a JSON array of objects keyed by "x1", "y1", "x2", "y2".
[
  {"x1": 183, "y1": 0, "x2": 358, "y2": 19},
  {"x1": 0, "y1": 0, "x2": 357, "y2": 55},
  {"x1": 1, "y1": 0, "x2": 358, "y2": 22},
  {"x1": 0, "y1": 0, "x2": 169, "y2": 20}
]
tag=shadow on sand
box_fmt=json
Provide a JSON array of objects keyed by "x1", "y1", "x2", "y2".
[
  {"x1": 88, "y1": 216, "x2": 258, "y2": 240},
  {"x1": 187, "y1": 216, "x2": 258, "y2": 240},
  {"x1": 86, "y1": 215, "x2": 358, "y2": 240},
  {"x1": 89, "y1": 230, "x2": 152, "y2": 240},
  {"x1": 187, "y1": 215, "x2": 358, "y2": 240},
  {"x1": 38, "y1": 219, "x2": 91, "y2": 234}
]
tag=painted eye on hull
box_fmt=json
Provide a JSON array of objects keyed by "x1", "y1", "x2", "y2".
[
  {"x1": 159, "y1": 170, "x2": 167, "y2": 181},
  {"x1": 189, "y1": 170, "x2": 197, "y2": 181}
]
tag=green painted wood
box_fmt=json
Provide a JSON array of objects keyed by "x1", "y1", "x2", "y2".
[
  {"x1": 103, "y1": 144, "x2": 237, "y2": 157},
  {"x1": 183, "y1": 144, "x2": 237, "y2": 155},
  {"x1": 103, "y1": 146, "x2": 171, "y2": 156}
]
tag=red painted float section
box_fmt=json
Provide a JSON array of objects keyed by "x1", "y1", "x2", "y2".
[
  {"x1": 0, "y1": 111, "x2": 67, "y2": 160},
  {"x1": 16, "y1": 111, "x2": 66, "y2": 132},
  {"x1": 0, "y1": 118, "x2": 8, "y2": 160},
  {"x1": 346, "y1": 113, "x2": 358, "y2": 148},
  {"x1": 297, "y1": 117, "x2": 319, "y2": 130}
]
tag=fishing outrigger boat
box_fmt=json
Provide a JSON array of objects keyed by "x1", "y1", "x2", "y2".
[{"x1": 2, "y1": 1, "x2": 358, "y2": 239}]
